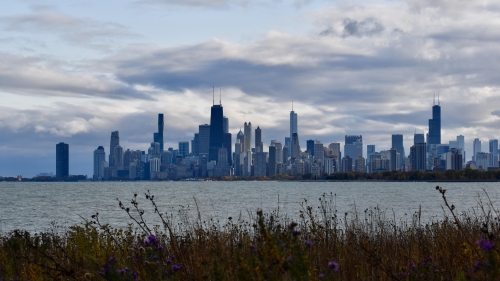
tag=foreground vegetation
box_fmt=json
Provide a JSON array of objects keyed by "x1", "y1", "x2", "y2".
[{"x1": 1, "y1": 186, "x2": 500, "y2": 280}]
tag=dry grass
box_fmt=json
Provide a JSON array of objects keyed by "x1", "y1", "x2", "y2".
[{"x1": 1, "y1": 186, "x2": 500, "y2": 280}]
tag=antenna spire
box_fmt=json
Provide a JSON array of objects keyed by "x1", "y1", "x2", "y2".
[
  {"x1": 219, "y1": 88, "x2": 221, "y2": 105},
  {"x1": 433, "y1": 93, "x2": 435, "y2": 105}
]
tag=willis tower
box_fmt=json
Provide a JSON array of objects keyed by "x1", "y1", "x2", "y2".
[
  {"x1": 154, "y1": 114, "x2": 164, "y2": 152},
  {"x1": 428, "y1": 95, "x2": 441, "y2": 149}
]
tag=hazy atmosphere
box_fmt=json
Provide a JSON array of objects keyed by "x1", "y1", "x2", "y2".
[{"x1": 2, "y1": 0, "x2": 500, "y2": 177}]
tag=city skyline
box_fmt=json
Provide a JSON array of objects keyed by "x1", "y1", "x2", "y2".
[
  {"x1": 3, "y1": 97, "x2": 500, "y2": 177},
  {"x1": 2, "y1": 0, "x2": 500, "y2": 176},
  {"x1": 47, "y1": 100, "x2": 500, "y2": 179}
]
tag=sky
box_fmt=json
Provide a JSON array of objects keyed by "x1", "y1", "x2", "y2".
[{"x1": 1, "y1": 0, "x2": 500, "y2": 177}]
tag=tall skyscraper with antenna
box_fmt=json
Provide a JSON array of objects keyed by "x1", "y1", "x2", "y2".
[
  {"x1": 290, "y1": 102, "x2": 297, "y2": 142},
  {"x1": 209, "y1": 87, "x2": 224, "y2": 162},
  {"x1": 428, "y1": 94, "x2": 441, "y2": 149},
  {"x1": 154, "y1": 114, "x2": 164, "y2": 152}
]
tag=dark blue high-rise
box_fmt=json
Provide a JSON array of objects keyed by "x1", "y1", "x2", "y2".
[
  {"x1": 154, "y1": 114, "x2": 164, "y2": 152},
  {"x1": 428, "y1": 101, "x2": 441, "y2": 148},
  {"x1": 209, "y1": 104, "x2": 224, "y2": 162},
  {"x1": 56, "y1": 142, "x2": 69, "y2": 178},
  {"x1": 307, "y1": 139, "x2": 315, "y2": 156},
  {"x1": 391, "y1": 134, "x2": 405, "y2": 168}
]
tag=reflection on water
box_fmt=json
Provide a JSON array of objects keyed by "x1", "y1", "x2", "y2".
[{"x1": 0, "y1": 181, "x2": 499, "y2": 233}]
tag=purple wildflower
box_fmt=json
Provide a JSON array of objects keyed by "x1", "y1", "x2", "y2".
[
  {"x1": 305, "y1": 240, "x2": 313, "y2": 247},
  {"x1": 318, "y1": 273, "x2": 325, "y2": 278},
  {"x1": 285, "y1": 256, "x2": 292, "y2": 263},
  {"x1": 157, "y1": 245, "x2": 164, "y2": 250},
  {"x1": 477, "y1": 238, "x2": 493, "y2": 251},
  {"x1": 171, "y1": 265, "x2": 182, "y2": 271},
  {"x1": 146, "y1": 234, "x2": 159, "y2": 245},
  {"x1": 422, "y1": 256, "x2": 432, "y2": 265},
  {"x1": 166, "y1": 258, "x2": 172, "y2": 264},
  {"x1": 152, "y1": 255, "x2": 157, "y2": 259},
  {"x1": 328, "y1": 261, "x2": 339, "y2": 271}
]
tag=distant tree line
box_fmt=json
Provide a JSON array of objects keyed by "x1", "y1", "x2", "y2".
[{"x1": 217, "y1": 168, "x2": 500, "y2": 181}]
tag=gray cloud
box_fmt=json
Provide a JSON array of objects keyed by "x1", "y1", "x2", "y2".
[
  {"x1": 341, "y1": 18, "x2": 385, "y2": 38},
  {"x1": 0, "y1": 12, "x2": 137, "y2": 51},
  {"x1": 0, "y1": 52, "x2": 152, "y2": 100}
]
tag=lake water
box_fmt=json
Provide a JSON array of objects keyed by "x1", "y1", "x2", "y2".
[{"x1": 1, "y1": 181, "x2": 499, "y2": 233}]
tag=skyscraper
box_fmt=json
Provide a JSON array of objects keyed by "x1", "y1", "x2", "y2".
[
  {"x1": 414, "y1": 133, "x2": 425, "y2": 144},
  {"x1": 269, "y1": 144, "x2": 277, "y2": 176},
  {"x1": 223, "y1": 116, "x2": 229, "y2": 134},
  {"x1": 345, "y1": 135, "x2": 362, "y2": 145},
  {"x1": 209, "y1": 104, "x2": 224, "y2": 162},
  {"x1": 192, "y1": 133, "x2": 199, "y2": 156},
  {"x1": 236, "y1": 129, "x2": 244, "y2": 154},
  {"x1": 109, "y1": 131, "x2": 119, "y2": 167},
  {"x1": 489, "y1": 139, "x2": 499, "y2": 167},
  {"x1": 243, "y1": 122, "x2": 252, "y2": 152},
  {"x1": 113, "y1": 145, "x2": 124, "y2": 169},
  {"x1": 307, "y1": 140, "x2": 315, "y2": 156},
  {"x1": 410, "y1": 143, "x2": 426, "y2": 171},
  {"x1": 344, "y1": 137, "x2": 362, "y2": 160},
  {"x1": 313, "y1": 141, "x2": 324, "y2": 166},
  {"x1": 198, "y1": 124, "x2": 210, "y2": 157},
  {"x1": 392, "y1": 134, "x2": 405, "y2": 168},
  {"x1": 254, "y1": 152, "x2": 267, "y2": 177},
  {"x1": 291, "y1": 133, "x2": 300, "y2": 158},
  {"x1": 367, "y1": 145, "x2": 375, "y2": 172},
  {"x1": 457, "y1": 135, "x2": 465, "y2": 162},
  {"x1": 473, "y1": 138, "x2": 481, "y2": 162},
  {"x1": 56, "y1": 142, "x2": 69, "y2": 178},
  {"x1": 428, "y1": 98, "x2": 441, "y2": 149},
  {"x1": 93, "y1": 146, "x2": 106, "y2": 180},
  {"x1": 216, "y1": 147, "x2": 229, "y2": 176},
  {"x1": 290, "y1": 108, "x2": 297, "y2": 142},
  {"x1": 179, "y1": 141, "x2": 189, "y2": 157},
  {"x1": 153, "y1": 114, "x2": 164, "y2": 152},
  {"x1": 223, "y1": 133, "x2": 232, "y2": 166},
  {"x1": 255, "y1": 126, "x2": 263, "y2": 152},
  {"x1": 389, "y1": 147, "x2": 398, "y2": 171},
  {"x1": 271, "y1": 140, "x2": 283, "y2": 164}
]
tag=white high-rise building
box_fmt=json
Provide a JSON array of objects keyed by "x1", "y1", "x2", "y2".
[
  {"x1": 150, "y1": 158, "x2": 161, "y2": 179},
  {"x1": 243, "y1": 122, "x2": 252, "y2": 152},
  {"x1": 473, "y1": 138, "x2": 481, "y2": 162}
]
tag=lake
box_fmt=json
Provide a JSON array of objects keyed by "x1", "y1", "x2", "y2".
[{"x1": 1, "y1": 181, "x2": 499, "y2": 233}]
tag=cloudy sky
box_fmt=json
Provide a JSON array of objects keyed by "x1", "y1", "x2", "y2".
[{"x1": 1, "y1": 0, "x2": 500, "y2": 177}]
